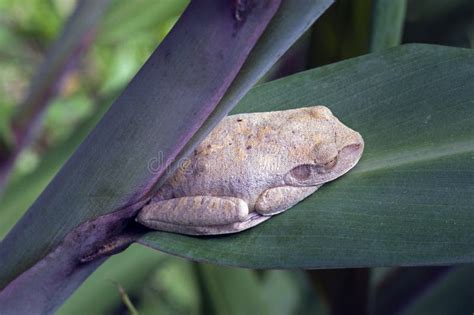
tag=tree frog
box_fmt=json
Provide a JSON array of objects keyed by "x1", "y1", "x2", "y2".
[{"x1": 137, "y1": 106, "x2": 364, "y2": 235}]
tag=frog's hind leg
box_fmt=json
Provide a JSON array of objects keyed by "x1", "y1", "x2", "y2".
[
  {"x1": 136, "y1": 196, "x2": 270, "y2": 235},
  {"x1": 255, "y1": 186, "x2": 320, "y2": 216}
]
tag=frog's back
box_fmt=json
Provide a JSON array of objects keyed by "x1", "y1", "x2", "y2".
[{"x1": 156, "y1": 110, "x2": 294, "y2": 206}]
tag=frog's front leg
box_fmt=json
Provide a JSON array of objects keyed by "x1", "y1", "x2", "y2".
[
  {"x1": 137, "y1": 196, "x2": 270, "y2": 235},
  {"x1": 255, "y1": 186, "x2": 320, "y2": 216}
]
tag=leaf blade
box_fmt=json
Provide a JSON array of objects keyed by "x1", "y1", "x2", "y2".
[
  {"x1": 140, "y1": 44, "x2": 474, "y2": 268},
  {"x1": 370, "y1": 0, "x2": 407, "y2": 52}
]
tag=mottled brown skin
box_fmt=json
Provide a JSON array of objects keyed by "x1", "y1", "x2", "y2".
[{"x1": 137, "y1": 106, "x2": 364, "y2": 235}]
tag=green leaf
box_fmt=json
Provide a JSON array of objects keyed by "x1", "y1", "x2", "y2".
[
  {"x1": 260, "y1": 271, "x2": 327, "y2": 315},
  {"x1": 140, "y1": 44, "x2": 474, "y2": 268},
  {"x1": 198, "y1": 265, "x2": 270, "y2": 315},
  {"x1": 136, "y1": 258, "x2": 200, "y2": 315},
  {"x1": 198, "y1": 266, "x2": 325, "y2": 315},
  {"x1": 57, "y1": 245, "x2": 166, "y2": 315},
  {"x1": 370, "y1": 0, "x2": 407, "y2": 52},
  {"x1": 309, "y1": 0, "x2": 372, "y2": 66}
]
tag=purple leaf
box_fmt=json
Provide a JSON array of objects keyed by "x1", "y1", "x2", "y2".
[{"x1": 0, "y1": 0, "x2": 281, "y2": 312}]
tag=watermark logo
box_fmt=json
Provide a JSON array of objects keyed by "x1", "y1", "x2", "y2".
[{"x1": 147, "y1": 151, "x2": 198, "y2": 176}]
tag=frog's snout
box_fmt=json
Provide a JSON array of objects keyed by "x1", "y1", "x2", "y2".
[
  {"x1": 336, "y1": 122, "x2": 364, "y2": 160},
  {"x1": 336, "y1": 130, "x2": 364, "y2": 172}
]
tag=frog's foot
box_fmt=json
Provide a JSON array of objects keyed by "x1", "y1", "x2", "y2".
[
  {"x1": 255, "y1": 185, "x2": 320, "y2": 216},
  {"x1": 136, "y1": 196, "x2": 270, "y2": 235}
]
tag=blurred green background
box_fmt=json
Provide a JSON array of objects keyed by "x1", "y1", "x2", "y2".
[
  {"x1": 0, "y1": 0, "x2": 473, "y2": 314},
  {"x1": 0, "y1": 0, "x2": 186, "y2": 180}
]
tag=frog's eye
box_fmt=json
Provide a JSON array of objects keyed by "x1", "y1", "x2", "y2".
[
  {"x1": 313, "y1": 142, "x2": 338, "y2": 165},
  {"x1": 323, "y1": 156, "x2": 337, "y2": 169},
  {"x1": 289, "y1": 164, "x2": 312, "y2": 181}
]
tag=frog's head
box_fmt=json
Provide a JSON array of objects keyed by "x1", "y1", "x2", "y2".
[{"x1": 283, "y1": 106, "x2": 364, "y2": 187}]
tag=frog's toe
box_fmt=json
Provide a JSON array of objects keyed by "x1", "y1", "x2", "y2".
[{"x1": 255, "y1": 186, "x2": 319, "y2": 216}]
